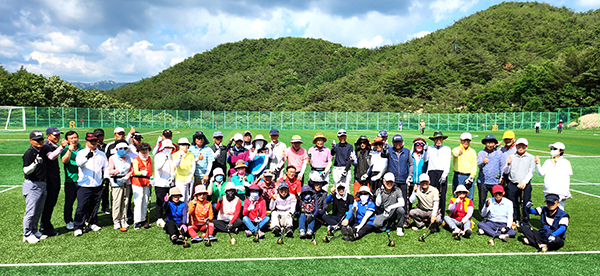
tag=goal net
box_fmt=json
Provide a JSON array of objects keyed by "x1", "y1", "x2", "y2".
[{"x1": 0, "y1": 106, "x2": 26, "y2": 131}]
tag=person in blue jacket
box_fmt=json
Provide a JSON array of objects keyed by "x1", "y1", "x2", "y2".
[
  {"x1": 521, "y1": 194, "x2": 569, "y2": 252},
  {"x1": 386, "y1": 134, "x2": 414, "y2": 220},
  {"x1": 340, "y1": 186, "x2": 375, "y2": 241},
  {"x1": 163, "y1": 187, "x2": 189, "y2": 245}
]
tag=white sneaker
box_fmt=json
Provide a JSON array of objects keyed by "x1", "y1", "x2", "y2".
[
  {"x1": 499, "y1": 234, "x2": 510, "y2": 242},
  {"x1": 396, "y1": 227, "x2": 404, "y2": 236},
  {"x1": 23, "y1": 235, "x2": 40, "y2": 244},
  {"x1": 157, "y1": 218, "x2": 165, "y2": 228},
  {"x1": 34, "y1": 231, "x2": 48, "y2": 240},
  {"x1": 452, "y1": 228, "x2": 461, "y2": 236},
  {"x1": 66, "y1": 222, "x2": 74, "y2": 230},
  {"x1": 114, "y1": 223, "x2": 122, "y2": 230},
  {"x1": 478, "y1": 228, "x2": 485, "y2": 235},
  {"x1": 523, "y1": 237, "x2": 530, "y2": 245},
  {"x1": 90, "y1": 224, "x2": 101, "y2": 232},
  {"x1": 74, "y1": 229, "x2": 83, "y2": 237},
  {"x1": 121, "y1": 220, "x2": 129, "y2": 229}
]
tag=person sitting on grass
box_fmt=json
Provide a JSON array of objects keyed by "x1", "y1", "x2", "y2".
[
  {"x1": 231, "y1": 160, "x2": 253, "y2": 200},
  {"x1": 188, "y1": 185, "x2": 216, "y2": 243},
  {"x1": 213, "y1": 182, "x2": 244, "y2": 235},
  {"x1": 373, "y1": 173, "x2": 406, "y2": 237},
  {"x1": 521, "y1": 194, "x2": 569, "y2": 253},
  {"x1": 341, "y1": 186, "x2": 375, "y2": 241},
  {"x1": 310, "y1": 178, "x2": 328, "y2": 224},
  {"x1": 163, "y1": 187, "x2": 188, "y2": 245},
  {"x1": 478, "y1": 185, "x2": 516, "y2": 243},
  {"x1": 444, "y1": 185, "x2": 473, "y2": 239},
  {"x1": 242, "y1": 184, "x2": 269, "y2": 239},
  {"x1": 323, "y1": 183, "x2": 354, "y2": 236},
  {"x1": 255, "y1": 170, "x2": 278, "y2": 206},
  {"x1": 269, "y1": 182, "x2": 296, "y2": 238},
  {"x1": 409, "y1": 174, "x2": 442, "y2": 233},
  {"x1": 298, "y1": 185, "x2": 319, "y2": 239}
]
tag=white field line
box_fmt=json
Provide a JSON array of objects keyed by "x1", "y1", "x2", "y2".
[
  {"x1": 0, "y1": 186, "x2": 19, "y2": 194},
  {"x1": 0, "y1": 139, "x2": 28, "y2": 141},
  {"x1": 569, "y1": 189, "x2": 600, "y2": 199},
  {"x1": 1, "y1": 251, "x2": 599, "y2": 267}
]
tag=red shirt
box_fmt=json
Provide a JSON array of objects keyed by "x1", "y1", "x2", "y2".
[
  {"x1": 243, "y1": 197, "x2": 267, "y2": 221},
  {"x1": 277, "y1": 176, "x2": 302, "y2": 196},
  {"x1": 449, "y1": 197, "x2": 473, "y2": 221}
]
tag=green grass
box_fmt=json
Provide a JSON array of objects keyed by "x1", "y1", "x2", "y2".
[{"x1": 1, "y1": 127, "x2": 599, "y2": 272}]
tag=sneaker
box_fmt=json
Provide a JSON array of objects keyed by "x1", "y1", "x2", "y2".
[
  {"x1": 101, "y1": 209, "x2": 111, "y2": 215},
  {"x1": 114, "y1": 223, "x2": 122, "y2": 230},
  {"x1": 327, "y1": 226, "x2": 334, "y2": 236},
  {"x1": 208, "y1": 235, "x2": 218, "y2": 241},
  {"x1": 157, "y1": 218, "x2": 166, "y2": 228},
  {"x1": 499, "y1": 234, "x2": 510, "y2": 242},
  {"x1": 176, "y1": 236, "x2": 185, "y2": 245},
  {"x1": 272, "y1": 227, "x2": 281, "y2": 236},
  {"x1": 171, "y1": 235, "x2": 178, "y2": 244},
  {"x1": 478, "y1": 228, "x2": 485, "y2": 235},
  {"x1": 306, "y1": 229, "x2": 313, "y2": 237},
  {"x1": 90, "y1": 224, "x2": 101, "y2": 232},
  {"x1": 463, "y1": 229, "x2": 472, "y2": 238},
  {"x1": 285, "y1": 227, "x2": 294, "y2": 238},
  {"x1": 34, "y1": 231, "x2": 48, "y2": 240},
  {"x1": 134, "y1": 223, "x2": 141, "y2": 230},
  {"x1": 539, "y1": 244, "x2": 548, "y2": 253},
  {"x1": 523, "y1": 237, "x2": 530, "y2": 245},
  {"x1": 258, "y1": 231, "x2": 265, "y2": 239},
  {"x1": 396, "y1": 227, "x2": 404, "y2": 237},
  {"x1": 452, "y1": 228, "x2": 461, "y2": 237},
  {"x1": 412, "y1": 226, "x2": 420, "y2": 231},
  {"x1": 23, "y1": 235, "x2": 39, "y2": 244},
  {"x1": 245, "y1": 230, "x2": 253, "y2": 237},
  {"x1": 66, "y1": 222, "x2": 74, "y2": 230},
  {"x1": 121, "y1": 221, "x2": 129, "y2": 229},
  {"x1": 299, "y1": 229, "x2": 306, "y2": 239},
  {"x1": 74, "y1": 229, "x2": 83, "y2": 237},
  {"x1": 191, "y1": 236, "x2": 203, "y2": 243}
]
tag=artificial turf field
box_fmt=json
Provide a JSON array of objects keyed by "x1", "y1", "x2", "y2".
[{"x1": 0, "y1": 127, "x2": 599, "y2": 275}]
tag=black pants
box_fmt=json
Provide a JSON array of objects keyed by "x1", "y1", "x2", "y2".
[
  {"x1": 352, "y1": 223, "x2": 374, "y2": 240},
  {"x1": 505, "y1": 182, "x2": 532, "y2": 224},
  {"x1": 478, "y1": 183, "x2": 495, "y2": 211},
  {"x1": 322, "y1": 213, "x2": 345, "y2": 227},
  {"x1": 521, "y1": 225, "x2": 564, "y2": 251},
  {"x1": 41, "y1": 176, "x2": 61, "y2": 233},
  {"x1": 155, "y1": 187, "x2": 170, "y2": 220},
  {"x1": 100, "y1": 178, "x2": 110, "y2": 212},
  {"x1": 164, "y1": 220, "x2": 185, "y2": 237},
  {"x1": 535, "y1": 127, "x2": 539, "y2": 133},
  {"x1": 73, "y1": 186, "x2": 103, "y2": 230},
  {"x1": 397, "y1": 183, "x2": 410, "y2": 215},
  {"x1": 63, "y1": 181, "x2": 79, "y2": 224},
  {"x1": 213, "y1": 219, "x2": 244, "y2": 233},
  {"x1": 428, "y1": 170, "x2": 447, "y2": 214}
]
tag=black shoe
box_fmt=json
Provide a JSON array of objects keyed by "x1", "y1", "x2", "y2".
[
  {"x1": 285, "y1": 227, "x2": 294, "y2": 238},
  {"x1": 44, "y1": 229, "x2": 60, "y2": 237},
  {"x1": 272, "y1": 227, "x2": 281, "y2": 236}
]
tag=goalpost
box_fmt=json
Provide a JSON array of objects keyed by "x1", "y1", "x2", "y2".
[{"x1": 0, "y1": 106, "x2": 26, "y2": 131}]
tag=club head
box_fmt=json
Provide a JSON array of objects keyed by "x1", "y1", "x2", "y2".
[
  {"x1": 277, "y1": 237, "x2": 284, "y2": 245},
  {"x1": 311, "y1": 239, "x2": 317, "y2": 246},
  {"x1": 327, "y1": 229, "x2": 332, "y2": 236},
  {"x1": 183, "y1": 241, "x2": 191, "y2": 248},
  {"x1": 323, "y1": 236, "x2": 330, "y2": 243},
  {"x1": 144, "y1": 223, "x2": 151, "y2": 229},
  {"x1": 388, "y1": 240, "x2": 396, "y2": 247},
  {"x1": 253, "y1": 237, "x2": 260, "y2": 243},
  {"x1": 488, "y1": 239, "x2": 495, "y2": 246},
  {"x1": 205, "y1": 240, "x2": 212, "y2": 247},
  {"x1": 230, "y1": 237, "x2": 237, "y2": 245},
  {"x1": 418, "y1": 236, "x2": 425, "y2": 242},
  {"x1": 454, "y1": 235, "x2": 462, "y2": 241},
  {"x1": 120, "y1": 227, "x2": 127, "y2": 232}
]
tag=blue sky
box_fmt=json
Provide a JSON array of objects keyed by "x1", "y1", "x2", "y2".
[{"x1": 0, "y1": 0, "x2": 598, "y2": 83}]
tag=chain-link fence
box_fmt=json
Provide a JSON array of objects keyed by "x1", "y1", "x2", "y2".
[{"x1": 4, "y1": 106, "x2": 599, "y2": 131}]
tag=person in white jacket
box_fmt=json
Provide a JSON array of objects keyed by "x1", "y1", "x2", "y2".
[
  {"x1": 535, "y1": 142, "x2": 572, "y2": 210},
  {"x1": 153, "y1": 139, "x2": 176, "y2": 228}
]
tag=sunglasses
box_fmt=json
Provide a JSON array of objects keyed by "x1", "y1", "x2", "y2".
[
  {"x1": 494, "y1": 192, "x2": 503, "y2": 196},
  {"x1": 550, "y1": 147, "x2": 558, "y2": 150},
  {"x1": 415, "y1": 142, "x2": 425, "y2": 147}
]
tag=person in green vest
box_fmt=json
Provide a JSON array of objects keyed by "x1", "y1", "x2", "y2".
[{"x1": 60, "y1": 130, "x2": 82, "y2": 231}]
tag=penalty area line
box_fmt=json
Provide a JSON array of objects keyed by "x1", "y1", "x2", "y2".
[
  {"x1": 0, "y1": 186, "x2": 19, "y2": 194},
  {"x1": 1, "y1": 251, "x2": 600, "y2": 267}
]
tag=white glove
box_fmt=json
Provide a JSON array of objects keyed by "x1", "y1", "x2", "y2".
[
  {"x1": 248, "y1": 204, "x2": 255, "y2": 211},
  {"x1": 465, "y1": 176, "x2": 474, "y2": 185},
  {"x1": 461, "y1": 218, "x2": 469, "y2": 225},
  {"x1": 361, "y1": 174, "x2": 368, "y2": 181},
  {"x1": 372, "y1": 174, "x2": 381, "y2": 181},
  {"x1": 331, "y1": 140, "x2": 336, "y2": 148},
  {"x1": 185, "y1": 176, "x2": 193, "y2": 184},
  {"x1": 375, "y1": 194, "x2": 382, "y2": 206},
  {"x1": 406, "y1": 176, "x2": 413, "y2": 184},
  {"x1": 341, "y1": 171, "x2": 348, "y2": 178},
  {"x1": 157, "y1": 136, "x2": 163, "y2": 143},
  {"x1": 383, "y1": 210, "x2": 390, "y2": 218},
  {"x1": 141, "y1": 170, "x2": 148, "y2": 176},
  {"x1": 33, "y1": 154, "x2": 43, "y2": 165},
  {"x1": 548, "y1": 235, "x2": 556, "y2": 243},
  {"x1": 355, "y1": 225, "x2": 362, "y2": 233}
]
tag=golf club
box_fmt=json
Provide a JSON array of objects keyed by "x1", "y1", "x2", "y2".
[
  {"x1": 417, "y1": 223, "x2": 434, "y2": 242},
  {"x1": 183, "y1": 236, "x2": 191, "y2": 248},
  {"x1": 144, "y1": 189, "x2": 152, "y2": 229},
  {"x1": 205, "y1": 236, "x2": 212, "y2": 247},
  {"x1": 253, "y1": 221, "x2": 260, "y2": 243},
  {"x1": 322, "y1": 233, "x2": 343, "y2": 243},
  {"x1": 228, "y1": 227, "x2": 237, "y2": 245},
  {"x1": 306, "y1": 215, "x2": 317, "y2": 245},
  {"x1": 276, "y1": 214, "x2": 284, "y2": 245},
  {"x1": 83, "y1": 183, "x2": 106, "y2": 233},
  {"x1": 488, "y1": 227, "x2": 500, "y2": 246},
  {"x1": 386, "y1": 230, "x2": 396, "y2": 247}
]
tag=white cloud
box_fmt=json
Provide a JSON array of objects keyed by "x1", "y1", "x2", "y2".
[
  {"x1": 0, "y1": 35, "x2": 22, "y2": 58},
  {"x1": 24, "y1": 51, "x2": 106, "y2": 77},
  {"x1": 430, "y1": 0, "x2": 479, "y2": 22},
  {"x1": 408, "y1": 30, "x2": 432, "y2": 41},
  {"x1": 30, "y1": 32, "x2": 90, "y2": 53},
  {"x1": 577, "y1": 0, "x2": 600, "y2": 7},
  {"x1": 356, "y1": 35, "x2": 384, "y2": 48}
]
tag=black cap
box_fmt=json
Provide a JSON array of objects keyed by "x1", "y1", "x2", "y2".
[
  {"x1": 132, "y1": 132, "x2": 143, "y2": 140},
  {"x1": 29, "y1": 130, "x2": 44, "y2": 140},
  {"x1": 162, "y1": 129, "x2": 173, "y2": 137},
  {"x1": 93, "y1": 129, "x2": 105, "y2": 136},
  {"x1": 86, "y1": 133, "x2": 99, "y2": 141},
  {"x1": 545, "y1": 194, "x2": 560, "y2": 203}
]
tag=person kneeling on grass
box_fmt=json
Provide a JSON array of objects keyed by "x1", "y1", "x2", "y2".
[
  {"x1": 409, "y1": 174, "x2": 442, "y2": 233},
  {"x1": 214, "y1": 182, "x2": 244, "y2": 235},
  {"x1": 163, "y1": 187, "x2": 189, "y2": 245},
  {"x1": 477, "y1": 185, "x2": 516, "y2": 243},
  {"x1": 310, "y1": 178, "x2": 328, "y2": 224},
  {"x1": 323, "y1": 183, "x2": 354, "y2": 236},
  {"x1": 341, "y1": 186, "x2": 375, "y2": 241},
  {"x1": 269, "y1": 182, "x2": 296, "y2": 237},
  {"x1": 188, "y1": 185, "x2": 216, "y2": 243},
  {"x1": 521, "y1": 194, "x2": 569, "y2": 252},
  {"x1": 373, "y1": 172, "x2": 406, "y2": 236},
  {"x1": 243, "y1": 184, "x2": 269, "y2": 239},
  {"x1": 444, "y1": 185, "x2": 473, "y2": 239},
  {"x1": 298, "y1": 186, "x2": 319, "y2": 239}
]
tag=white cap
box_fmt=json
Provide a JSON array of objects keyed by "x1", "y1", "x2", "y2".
[
  {"x1": 383, "y1": 172, "x2": 395, "y2": 182},
  {"x1": 337, "y1": 129, "x2": 347, "y2": 136},
  {"x1": 460, "y1": 132, "x2": 472, "y2": 141},
  {"x1": 419, "y1": 173, "x2": 430, "y2": 183},
  {"x1": 233, "y1": 133, "x2": 243, "y2": 142},
  {"x1": 115, "y1": 142, "x2": 129, "y2": 149},
  {"x1": 114, "y1": 127, "x2": 125, "y2": 134},
  {"x1": 548, "y1": 142, "x2": 565, "y2": 150},
  {"x1": 356, "y1": 185, "x2": 372, "y2": 196},
  {"x1": 516, "y1": 138, "x2": 528, "y2": 146},
  {"x1": 177, "y1": 137, "x2": 191, "y2": 145}
]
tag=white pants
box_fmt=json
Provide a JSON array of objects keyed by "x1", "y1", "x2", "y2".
[
  {"x1": 309, "y1": 170, "x2": 330, "y2": 192},
  {"x1": 175, "y1": 180, "x2": 191, "y2": 202},
  {"x1": 132, "y1": 185, "x2": 150, "y2": 223},
  {"x1": 270, "y1": 211, "x2": 293, "y2": 229},
  {"x1": 332, "y1": 166, "x2": 351, "y2": 192}
]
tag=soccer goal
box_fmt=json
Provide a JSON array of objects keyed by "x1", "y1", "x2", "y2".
[{"x1": 0, "y1": 106, "x2": 26, "y2": 131}]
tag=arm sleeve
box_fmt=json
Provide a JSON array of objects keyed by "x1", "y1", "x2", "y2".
[
  {"x1": 269, "y1": 197, "x2": 277, "y2": 211},
  {"x1": 152, "y1": 141, "x2": 160, "y2": 156},
  {"x1": 173, "y1": 152, "x2": 183, "y2": 167},
  {"x1": 132, "y1": 159, "x2": 142, "y2": 176},
  {"x1": 407, "y1": 153, "x2": 414, "y2": 178},
  {"x1": 521, "y1": 158, "x2": 536, "y2": 183},
  {"x1": 432, "y1": 201, "x2": 439, "y2": 213},
  {"x1": 299, "y1": 159, "x2": 308, "y2": 176},
  {"x1": 447, "y1": 200, "x2": 457, "y2": 213},
  {"x1": 551, "y1": 225, "x2": 567, "y2": 237},
  {"x1": 76, "y1": 149, "x2": 89, "y2": 167},
  {"x1": 477, "y1": 152, "x2": 485, "y2": 168},
  {"x1": 312, "y1": 201, "x2": 319, "y2": 217},
  {"x1": 345, "y1": 202, "x2": 356, "y2": 220},
  {"x1": 480, "y1": 203, "x2": 489, "y2": 218},
  {"x1": 469, "y1": 151, "x2": 478, "y2": 177},
  {"x1": 242, "y1": 200, "x2": 250, "y2": 217},
  {"x1": 442, "y1": 147, "x2": 451, "y2": 178},
  {"x1": 387, "y1": 192, "x2": 404, "y2": 210},
  {"x1": 208, "y1": 203, "x2": 214, "y2": 221},
  {"x1": 409, "y1": 191, "x2": 417, "y2": 204},
  {"x1": 506, "y1": 201, "x2": 513, "y2": 227},
  {"x1": 230, "y1": 200, "x2": 242, "y2": 222},
  {"x1": 536, "y1": 163, "x2": 545, "y2": 176},
  {"x1": 326, "y1": 194, "x2": 334, "y2": 204},
  {"x1": 47, "y1": 146, "x2": 63, "y2": 161},
  {"x1": 358, "y1": 210, "x2": 373, "y2": 228},
  {"x1": 205, "y1": 161, "x2": 213, "y2": 176},
  {"x1": 188, "y1": 157, "x2": 196, "y2": 178},
  {"x1": 501, "y1": 159, "x2": 511, "y2": 175},
  {"x1": 452, "y1": 147, "x2": 461, "y2": 157},
  {"x1": 463, "y1": 206, "x2": 473, "y2": 221},
  {"x1": 23, "y1": 162, "x2": 38, "y2": 175}
]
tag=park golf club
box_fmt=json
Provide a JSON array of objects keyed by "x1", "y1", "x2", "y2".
[
  {"x1": 227, "y1": 226, "x2": 237, "y2": 245},
  {"x1": 83, "y1": 183, "x2": 106, "y2": 233},
  {"x1": 386, "y1": 230, "x2": 395, "y2": 247},
  {"x1": 253, "y1": 221, "x2": 260, "y2": 243},
  {"x1": 144, "y1": 189, "x2": 152, "y2": 229},
  {"x1": 324, "y1": 213, "x2": 347, "y2": 242},
  {"x1": 488, "y1": 227, "x2": 500, "y2": 246},
  {"x1": 276, "y1": 214, "x2": 284, "y2": 245},
  {"x1": 418, "y1": 222, "x2": 434, "y2": 242}
]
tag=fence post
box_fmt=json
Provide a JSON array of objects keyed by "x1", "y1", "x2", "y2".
[
  {"x1": 87, "y1": 108, "x2": 90, "y2": 128},
  {"x1": 101, "y1": 109, "x2": 103, "y2": 128},
  {"x1": 151, "y1": 110, "x2": 154, "y2": 129},
  {"x1": 163, "y1": 110, "x2": 166, "y2": 129},
  {"x1": 292, "y1": 112, "x2": 294, "y2": 130},
  {"x1": 366, "y1": 113, "x2": 369, "y2": 130},
  {"x1": 346, "y1": 112, "x2": 348, "y2": 130}
]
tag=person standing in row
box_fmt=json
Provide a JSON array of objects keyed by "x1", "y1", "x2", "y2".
[
  {"x1": 227, "y1": 133, "x2": 250, "y2": 178},
  {"x1": 93, "y1": 128, "x2": 110, "y2": 215},
  {"x1": 190, "y1": 131, "x2": 214, "y2": 192},
  {"x1": 426, "y1": 131, "x2": 451, "y2": 215},
  {"x1": 502, "y1": 138, "x2": 535, "y2": 227},
  {"x1": 452, "y1": 132, "x2": 477, "y2": 200},
  {"x1": 279, "y1": 135, "x2": 308, "y2": 186},
  {"x1": 308, "y1": 133, "x2": 332, "y2": 191},
  {"x1": 173, "y1": 137, "x2": 195, "y2": 202},
  {"x1": 331, "y1": 129, "x2": 353, "y2": 192},
  {"x1": 351, "y1": 136, "x2": 371, "y2": 196},
  {"x1": 60, "y1": 130, "x2": 82, "y2": 230},
  {"x1": 40, "y1": 127, "x2": 67, "y2": 237},
  {"x1": 131, "y1": 143, "x2": 152, "y2": 230},
  {"x1": 73, "y1": 133, "x2": 108, "y2": 236},
  {"x1": 386, "y1": 134, "x2": 413, "y2": 219},
  {"x1": 499, "y1": 130, "x2": 516, "y2": 186},
  {"x1": 153, "y1": 140, "x2": 176, "y2": 228},
  {"x1": 266, "y1": 129, "x2": 286, "y2": 179},
  {"x1": 362, "y1": 137, "x2": 387, "y2": 194},
  {"x1": 22, "y1": 130, "x2": 48, "y2": 243},
  {"x1": 536, "y1": 142, "x2": 572, "y2": 210},
  {"x1": 107, "y1": 142, "x2": 133, "y2": 230},
  {"x1": 477, "y1": 134, "x2": 503, "y2": 211},
  {"x1": 210, "y1": 131, "x2": 227, "y2": 178}
]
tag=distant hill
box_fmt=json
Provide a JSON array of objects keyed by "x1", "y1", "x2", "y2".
[{"x1": 71, "y1": 80, "x2": 133, "y2": 90}]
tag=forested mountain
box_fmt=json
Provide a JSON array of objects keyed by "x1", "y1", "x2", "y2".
[
  {"x1": 71, "y1": 80, "x2": 131, "y2": 90},
  {"x1": 2, "y1": 2, "x2": 599, "y2": 112}
]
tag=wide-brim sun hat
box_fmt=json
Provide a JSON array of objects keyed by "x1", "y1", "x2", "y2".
[
  {"x1": 481, "y1": 134, "x2": 498, "y2": 144},
  {"x1": 158, "y1": 139, "x2": 175, "y2": 152},
  {"x1": 193, "y1": 185, "x2": 208, "y2": 196},
  {"x1": 312, "y1": 133, "x2": 327, "y2": 144},
  {"x1": 169, "y1": 187, "x2": 183, "y2": 198},
  {"x1": 245, "y1": 184, "x2": 263, "y2": 197},
  {"x1": 371, "y1": 136, "x2": 384, "y2": 146},
  {"x1": 356, "y1": 185, "x2": 372, "y2": 196},
  {"x1": 212, "y1": 167, "x2": 224, "y2": 176},
  {"x1": 177, "y1": 137, "x2": 191, "y2": 145},
  {"x1": 355, "y1": 136, "x2": 370, "y2": 145},
  {"x1": 224, "y1": 182, "x2": 238, "y2": 192},
  {"x1": 428, "y1": 131, "x2": 448, "y2": 141},
  {"x1": 253, "y1": 134, "x2": 268, "y2": 147},
  {"x1": 234, "y1": 160, "x2": 247, "y2": 169},
  {"x1": 233, "y1": 133, "x2": 243, "y2": 142},
  {"x1": 454, "y1": 185, "x2": 469, "y2": 195},
  {"x1": 291, "y1": 135, "x2": 302, "y2": 143}
]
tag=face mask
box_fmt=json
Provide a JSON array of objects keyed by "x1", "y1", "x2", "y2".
[
  {"x1": 360, "y1": 195, "x2": 369, "y2": 204},
  {"x1": 303, "y1": 194, "x2": 313, "y2": 202},
  {"x1": 250, "y1": 192, "x2": 259, "y2": 201},
  {"x1": 117, "y1": 148, "x2": 127, "y2": 157},
  {"x1": 551, "y1": 149, "x2": 560, "y2": 157},
  {"x1": 255, "y1": 141, "x2": 264, "y2": 149},
  {"x1": 162, "y1": 148, "x2": 172, "y2": 154},
  {"x1": 226, "y1": 190, "x2": 235, "y2": 201},
  {"x1": 215, "y1": 175, "x2": 224, "y2": 182}
]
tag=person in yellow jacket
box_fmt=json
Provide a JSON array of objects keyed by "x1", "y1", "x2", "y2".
[
  {"x1": 173, "y1": 137, "x2": 195, "y2": 202},
  {"x1": 452, "y1": 132, "x2": 477, "y2": 200},
  {"x1": 444, "y1": 185, "x2": 474, "y2": 239}
]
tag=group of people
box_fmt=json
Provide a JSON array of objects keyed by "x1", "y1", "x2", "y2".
[{"x1": 21, "y1": 126, "x2": 572, "y2": 252}]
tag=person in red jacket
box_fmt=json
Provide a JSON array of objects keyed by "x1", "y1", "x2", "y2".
[
  {"x1": 214, "y1": 182, "x2": 244, "y2": 234},
  {"x1": 188, "y1": 185, "x2": 215, "y2": 242},
  {"x1": 131, "y1": 143, "x2": 153, "y2": 230},
  {"x1": 243, "y1": 184, "x2": 270, "y2": 239},
  {"x1": 277, "y1": 165, "x2": 302, "y2": 196}
]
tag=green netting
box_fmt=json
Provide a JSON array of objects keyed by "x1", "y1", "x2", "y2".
[{"x1": 19, "y1": 106, "x2": 600, "y2": 131}]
